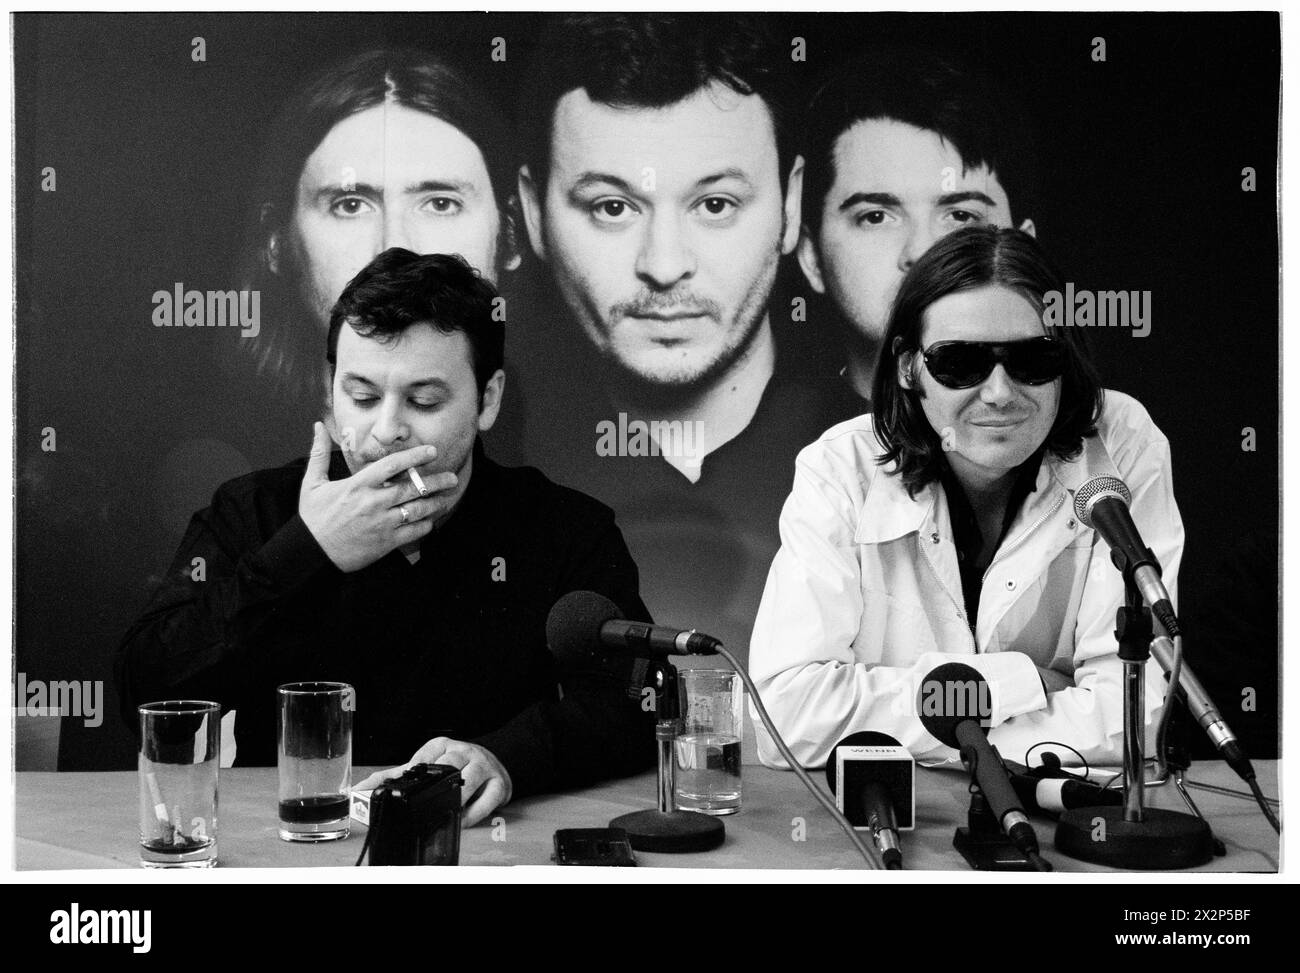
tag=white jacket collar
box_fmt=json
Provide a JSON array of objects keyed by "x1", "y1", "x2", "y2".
[{"x1": 853, "y1": 431, "x2": 1123, "y2": 545}]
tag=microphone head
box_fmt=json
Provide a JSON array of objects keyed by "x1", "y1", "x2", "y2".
[
  {"x1": 546, "y1": 590, "x2": 624, "y2": 668},
  {"x1": 1073, "y1": 475, "x2": 1132, "y2": 527},
  {"x1": 824, "y1": 731, "x2": 902, "y2": 792},
  {"x1": 917, "y1": 662, "x2": 991, "y2": 749}
]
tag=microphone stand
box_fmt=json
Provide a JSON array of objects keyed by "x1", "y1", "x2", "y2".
[
  {"x1": 1054, "y1": 561, "x2": 1215, "y2": 869},
  {"x1": 609, "y1": 661, "x2": 725, "y2": 853}
]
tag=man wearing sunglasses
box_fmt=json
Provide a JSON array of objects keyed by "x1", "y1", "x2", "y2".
[{"x1": 750, "y1": 226, "x2": 1181, "y2": 770}]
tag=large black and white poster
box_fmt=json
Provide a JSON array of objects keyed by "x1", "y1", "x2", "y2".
[{"x1": 10, "y1": 10, "x2": 1282, "y2": 883}]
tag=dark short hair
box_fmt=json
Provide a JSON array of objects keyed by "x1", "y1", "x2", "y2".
[
  {"x1": 801, "y1": 47, "x2": 1039, "y2": 238},
  {"x1": 871, "y1": 226, "x2": 1103, "y2": 497},
  {"x1": 237, "y1": 48, "x2": 515, "y2": 403},
  {"x1": 327, "y1": 249, "x2": 504, "y2": 398},
  {"x1": 521, "y1": 13, "x2": 794, "y2": 195}
]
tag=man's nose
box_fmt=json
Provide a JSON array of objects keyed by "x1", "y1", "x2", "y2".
[
  {"x1": 979, "y1": 363, "x2": 1017, "y2": 406},
  {"x1": 898, "y1": 221, "x2": 937, "y2": 273},
  {"x1": 635, "y1": 212, "x2": 696, "y2": 289},
  {"x1": 382, "y1": 214, "x2": 414, "y2": 253},
  {"x1": 369, "y1": 398, "x2": 411, "y2": 444}
]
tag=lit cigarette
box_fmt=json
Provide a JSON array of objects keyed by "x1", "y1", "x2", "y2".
[{"x1": 408, "y1": 468, "x2": 428, "y2": 496}]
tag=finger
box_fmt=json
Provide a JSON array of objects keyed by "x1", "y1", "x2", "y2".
[
  {"x1": 303, "y1": 422, "x2": 334, "y2": 486},
  {"x1": 377, "y1": 471, "x2": 459, "y2": 508},
  {"x1": 407, "y1": 737, "x2": 452, "y2": 766},
  {"x1": 393, "y1": 517, "x2": 436, "y2": 545},
  {"x1": 463, "y1": 776, "x2": 509, "y2": 828},
  {"x1": 353, "y1": 764, "x2": 410, "y2": 792},
  {"x1": 361, "y1": 444, "x2": 439, "y2": 487},
  {"x1": 398, "y1": 486, "x2": 460, "y2": 522},
  {"x1": 457, "y1": 762, "x2": 490, "y2": 807},
  {"x1": 433, "y1": 749, "x2": 471, "y2": 772}
]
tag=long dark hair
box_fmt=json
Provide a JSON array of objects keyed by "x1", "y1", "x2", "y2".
[
  {"x1": 871, "y1": 226, "x2": 1104, "y2": 497},
  {"x1": 234, "y1": 49, "x2": 516, "y2": 405}
]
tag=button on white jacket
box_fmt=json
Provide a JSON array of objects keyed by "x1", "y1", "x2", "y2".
[{"x1": 749, "y1": 390, "x2": 1181, "y2": 769}]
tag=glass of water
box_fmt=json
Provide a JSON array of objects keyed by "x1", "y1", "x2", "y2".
[
  {"x1": 138, "y1": 700, "x2": 220, "y2": 867},
  {"x1": 674, "y1": 668, "x2": 744, "y2": 815},
  {"x1": 277, "y1": 682, "x2": 353, "y2": 842}
]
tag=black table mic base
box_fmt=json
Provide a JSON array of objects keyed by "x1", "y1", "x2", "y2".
[
  {"x1": 1055, "y1": 806, "x2": 1214, "y2": 870},
  {"x1": 610, "y1": 809, "x2": 726, "y2": 854}
]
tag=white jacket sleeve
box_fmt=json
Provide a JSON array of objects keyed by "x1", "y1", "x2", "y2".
[{"x1": 748, "y1": 437, "x2": 1045, "y2": 769}]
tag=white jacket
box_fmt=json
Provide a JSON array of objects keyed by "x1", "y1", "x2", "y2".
[{"x1": 749, "y1": 390, "x2": 1180, "y2": 769}]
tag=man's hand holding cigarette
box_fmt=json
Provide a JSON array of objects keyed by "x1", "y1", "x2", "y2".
[{"x1": 298, "y1": 422, "x2": 458, "y2": 573}]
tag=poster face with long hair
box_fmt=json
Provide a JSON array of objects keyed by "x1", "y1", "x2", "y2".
[{"x1": 10, "y1": 11, "x2": 1280, "y2": 877}]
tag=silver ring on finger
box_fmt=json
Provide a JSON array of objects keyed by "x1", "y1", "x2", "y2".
[{"x1": 398, "y1": 504, "x2": 410, "y2": 526}]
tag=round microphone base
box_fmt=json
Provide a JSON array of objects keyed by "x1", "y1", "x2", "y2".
[
  {"x1": 1054, "y1": 806, "x2": 1214, "y2": 869},
  {"x1": 609, "y1": 809, "x2": 725, "y2": 854}
]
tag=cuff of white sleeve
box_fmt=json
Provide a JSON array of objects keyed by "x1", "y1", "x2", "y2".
[{"x1": 966, "y1": 652, "x2": 1048, "y2": 728}]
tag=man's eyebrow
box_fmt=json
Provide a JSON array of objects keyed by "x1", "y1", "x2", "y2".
[
  {"x1": 568, "y1": 171, "x2": 638, "y2": 196},
  {"x1": 405, "y1": 378, "x2": 452, "y2": 392},
  {"x1": 313, "y1": 179, "x2": 479, "y2": 204},
  {"x1": 313, "y1": 182, "x2": 382, "y2": 204},
  {"x1": 568, "y1": 168, "x2": 756, "y2": 198},
  {"x1": 694, "y1": 167, "x2": 755, "y2": 190},
  {"x1": 340, "y1": 373, "x2": 453, "y2": 393},
  {"x1": 405, "y1": 179, "x2": 479, "y2": 197},
  {"x1": 838, "y1": 191, "x2": 902, "y2": 212},
  {"x1": 936, "y1": 190, "x2": 998, "y2": 208}
]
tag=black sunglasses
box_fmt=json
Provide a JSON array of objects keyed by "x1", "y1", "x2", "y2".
[{"x1": 920, "y1": 337, "x2": 1065, "y2": 390}]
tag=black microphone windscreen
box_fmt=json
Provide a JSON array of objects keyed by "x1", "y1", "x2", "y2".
[
  {"x1": 825, "y1": 731, "x2": 903, "y2": 792},
  {"x1": 917, "y1": 662, "x2": 990, "y2": 749},
  {"x1": 546, "y1": 590, "x2": 624, "y2": 668}
]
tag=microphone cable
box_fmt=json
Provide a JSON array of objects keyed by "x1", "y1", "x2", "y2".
[{"x1": 711, "y1": 641, "x2": 888, "y2": 870}]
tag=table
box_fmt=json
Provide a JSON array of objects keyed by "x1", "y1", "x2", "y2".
[{"x1": 15, "y1": 761, "x2": 1279, "y2": 871}]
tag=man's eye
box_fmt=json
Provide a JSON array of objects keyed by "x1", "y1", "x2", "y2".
[
  {"x1": 410, "y1": 400, "x2": 441, "y2": 411},
  {"x1": 945, "y1": 208, "x2": 986, "y2": 225},
  {"x1": 590, "y1": 198, "x2": 636, "y2": 223},
  {"x1": 330, "y1": 196, "x2": 375, "y2": 218},
  {"x1": 423, "y1": 196, "x2": 463, "y2": 215},
  {"x1": 855, "y1": 209, "x2": 891, "y2": 227},
  {"x1": 349, "y1": 396, "x2": 377, "y2": 407},
  {"x1": 695, "y1": 196, "x2": 738, "y2": 221}
]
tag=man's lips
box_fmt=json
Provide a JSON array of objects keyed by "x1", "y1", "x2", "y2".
[
  {"x1": 627, "y1": 310, "x2": 711, "y2": 322},
  {"x1": 968, "y1": 416, "x2": 1030, "y2": 428}
]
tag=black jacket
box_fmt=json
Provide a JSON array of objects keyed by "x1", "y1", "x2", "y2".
[{"x1": 115, "y1": 442, "x2": 656, "y2": 798}]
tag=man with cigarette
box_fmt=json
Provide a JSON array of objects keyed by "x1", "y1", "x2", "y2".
[{"x1": 117, "y1": 248, "x2": 655, "y2": 826}]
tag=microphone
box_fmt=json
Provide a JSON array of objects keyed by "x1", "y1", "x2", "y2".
[
  {"x1": 1149, "y1": 636, "x2": 1256, "y2": 784},
  {"x1": 1073, "y1": 475, "x2": 1181, "y2": 636},
  {"x1": 546, "y1": 591, "x2": 723, "y2": 668},
  {"x1": 824, "y1": 731, "x2": 914, "y2": 870},
  {"x1": 918, "y1": 663, "x2": 1048, "y2": 867},
  {"x1": 1008, "y1": 769, "x2": 1123, "y2": 815}
]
